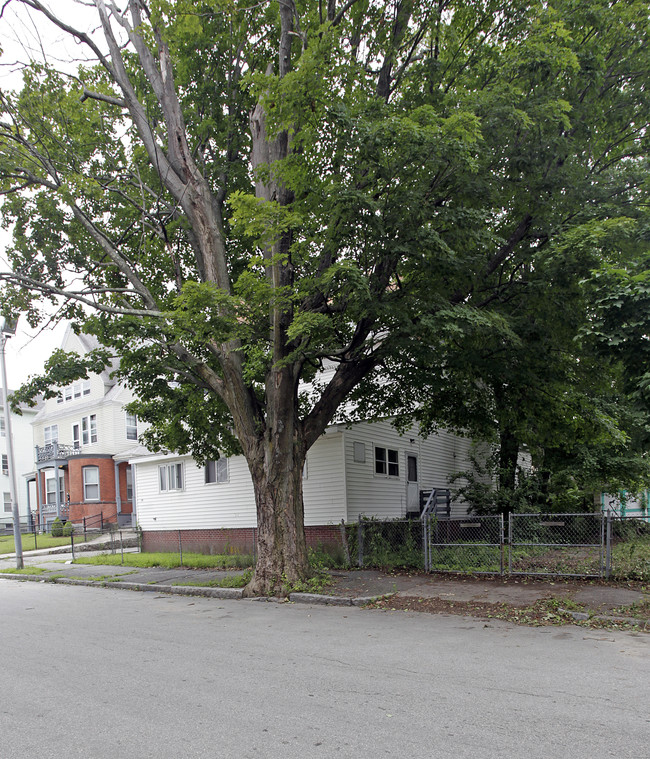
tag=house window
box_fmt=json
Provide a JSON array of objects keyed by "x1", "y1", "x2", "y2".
[
  {"x1": 83, "y1": 466, "x2": 100, "y2": 501},
  {"x1": 126, "y1": 466, "x2": 133, "y2": 501},
  {"x1": 61, "y1": 380, "x2": 90, "y2": 402},
  {"x1": 205, "y1": 458, "x2": 228, "y2": 484},
  {"x1": 72, "y1": 423, "x2": 80, "y2": 449},
  {"x1": 375, "y1": 447, "x2": 399, "y2": 477},
  {"x1": 44, "y1": 425, "x2": 58, "y2": 445},
  {"x1": 81, "y1": 415, "x2": 97, "y2": 445},
  {"x1": 3, "y1": 492, "x2": 11, "y2": 513},
  {"x1": 46, "y1": 474, "x2": 65, "y2": 505},
  {"x1": 125, "y1": 413, "x2": 138, "y2": 441},
  {"x1": 0, "y1": 414, "x2": 5, "y2": 437},
  {"x1": 1, "y1": 454, "x2": 7, "y2": 476},
  {"x1": 159, "y1": 463, "x2": 183, "y2": 492}
]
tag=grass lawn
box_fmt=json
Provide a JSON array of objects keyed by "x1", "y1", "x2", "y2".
[
  {"x1": 73, "y1": 551, "x2": 254, "y2": 569},
  {"x1": 0, "y1": 534, "x2": 75, "y2": 555}
]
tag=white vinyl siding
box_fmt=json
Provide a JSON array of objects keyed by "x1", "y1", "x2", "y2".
[
  {"x1": 134, "y1": 431, "x2": 346, "y2": 531},
  {"x1": 344, "y1": 421, "x2": 476, "y2": 521}
]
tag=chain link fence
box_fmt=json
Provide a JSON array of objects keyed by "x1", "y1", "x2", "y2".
[
  {"x1": 607, "y1": 514, "x2": 650, "y2": 581},
  {"x1": 509, "y1": 512, "x2": 605, "y2": 578},
  {"x1": 425, "y1": 515, "x2": 504, "y2": 574},
  {"x1": 347, "y1": 510, "x2": 648, "y2": 580},
  {"x1": 347, "y1": 519, "x2": 425, "y2": 570}
]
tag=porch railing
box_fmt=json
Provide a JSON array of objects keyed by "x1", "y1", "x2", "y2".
[{"x1": 35, "y1": 443, "x2": 83, "y2": 463}]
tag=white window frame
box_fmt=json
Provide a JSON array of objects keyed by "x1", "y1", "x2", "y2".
[
  {"x1": 82, "y1": 466, "x2": 100, "y2": 502},
  {"x1": 44, "y1": 425, "x2": 58, "y2": 445},
  {"x1": 159, "y1": 462, "x2": 183, "y2": 492},
  {"x1": 81, "y1": 414, "x2": 98, "y2": 445},
  {"x1": 0, "y1": 414, "x2": 5, "y2": 437},
  {"x1": 125, "y1": 412, "x2": 138, "y2": 441},
  {"x1": 126, "y1": 466, "x2": 133, "y2": 502},
  {"x1": 2, "y1": 454, "x2": 8, "y2": 476},
  {"x1": 205, "y1": 458, "x2": 228, "y2": 484},
  {"x1": 72, "y1": 423, "x2": 81, "y2": 449},
  {"x1": 46, "y1": 473, "x2": 65, "y2": 505},
  {"x1": 374, "y1": 446, "x2": 399, "y2": 478},
  {"x1": 3, "y1": 492, "x2": 11, "y2": 513}
]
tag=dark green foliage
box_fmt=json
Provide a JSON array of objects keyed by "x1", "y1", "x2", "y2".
[{"x1": 51, "y1": 518, "x2": 63, "y2": 538}]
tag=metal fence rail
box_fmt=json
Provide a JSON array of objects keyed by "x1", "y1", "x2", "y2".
[{"x1": 509, "y1": 512, "x2": 604, "y2": 578}]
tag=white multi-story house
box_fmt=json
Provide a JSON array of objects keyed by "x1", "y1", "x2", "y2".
[
  {"x1": 30, "y1": 326, "x2": 141, "y2": 529},
  {"x1": 0, "y1": 395, "x2": 39, "y2": 532}
]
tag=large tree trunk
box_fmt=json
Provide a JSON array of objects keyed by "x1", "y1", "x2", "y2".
[{"x1": 243, "y1": 440, "x2": 309, "y2": 597}]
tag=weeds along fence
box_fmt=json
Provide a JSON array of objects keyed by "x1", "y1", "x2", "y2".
[
  {"x1": 426, "y1": 515, "x2": 504, "y2": 574},
  {"x1": 349, "y1": 511, "x2": 650, "y2": 580},
  {"x1": 607, "y1": 514, "x2": 650, "y2": 581}
]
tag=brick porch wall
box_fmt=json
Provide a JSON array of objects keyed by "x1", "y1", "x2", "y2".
[{"x1": 142, "y1": 524, "x2": 343, "y2": 555}]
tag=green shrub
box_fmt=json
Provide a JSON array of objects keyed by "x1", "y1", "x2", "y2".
[
  {"x1": 62, "y1": 521, "x2": 74, "y2": 537},
  {"x1": 51, "y1": 518, "x2": 63, "y2": 537}
]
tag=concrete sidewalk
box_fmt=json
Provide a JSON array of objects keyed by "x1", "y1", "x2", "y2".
[{"x1": 1, "y1": 547, "x2": 647, "y2": 627}]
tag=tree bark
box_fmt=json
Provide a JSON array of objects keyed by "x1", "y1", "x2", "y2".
[{"x1": 243, "y1": 434, "x2": 308, "y2": 597}]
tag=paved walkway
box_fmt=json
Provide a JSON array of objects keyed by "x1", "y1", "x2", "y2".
[{"x1": 1, "y1": 543, "x2": 647, "y2": 626}]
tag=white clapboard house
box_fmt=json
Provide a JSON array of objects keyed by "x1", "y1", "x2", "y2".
[{"x1": 130, "y1": 362, "x2": 481, "y2": 554}]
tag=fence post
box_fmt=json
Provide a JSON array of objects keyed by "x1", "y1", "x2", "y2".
[
  {"x1": 339, "y1": 520, "x2": 351, "y2": 567},
  {"x1": 178, "y1": 529, "x2": 183, "y2": 567},
  {"x1": 357, "y1": 516, "x2": 363, "y2": 568},
  {"x1": 605, "y1": 509, "x2": 612, "y2": 579},
  {"x1": 422, "y1": 517, "x2": 428, "y2": 572},
  {"x1": 499, "y1": 514, "x2": 504, "y2": 575},
  {"x1": 508, "y1": 513, "x2": 513, "y2": 575},
  {"x1": 70, "y1": 531, "x2": 75, "y2": 562},
  {"x1": 33, "y1": 523, "x2": 37, "y2": 552},
  {"x1": 83, "y1": 516, "x2": 87, "y2": 543},
  {"x1": 119, "y1": 530, "x2": 124, "y2": 565}
]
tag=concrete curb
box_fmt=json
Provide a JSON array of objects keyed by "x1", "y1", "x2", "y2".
[
  {"x1": 2, "y1": 573, "x2": 646, "y2": 627},
  {"x1": 0, "y1": 573, "x2": 390, "y2": 606},
  {"x1": 0, "y1": 574, "x2": 244, "y2": 600}
]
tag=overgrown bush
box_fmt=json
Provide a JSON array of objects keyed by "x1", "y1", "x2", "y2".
[
  {"x1": 62, "y1": 521, "x2": 74, "y2": 537},
  {"x1": 51, "y1": 517, "x2": 63, "y2": 537}
]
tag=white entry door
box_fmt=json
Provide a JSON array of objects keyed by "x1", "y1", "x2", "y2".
[{"x1": 406, "y1": 454, "x2": 419, "y2": 514}]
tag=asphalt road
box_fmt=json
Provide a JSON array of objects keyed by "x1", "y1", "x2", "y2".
[{"x1": 1, "y1": 581, "x2": 647, "y2": 759}]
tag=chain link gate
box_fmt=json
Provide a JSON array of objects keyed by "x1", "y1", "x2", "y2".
[
  {"x1": 424, "y1": 515, "x2": 504, "y2": 574},
  {"x1": 508, "y1": 512, "x2": 605, "y2": 577}
]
